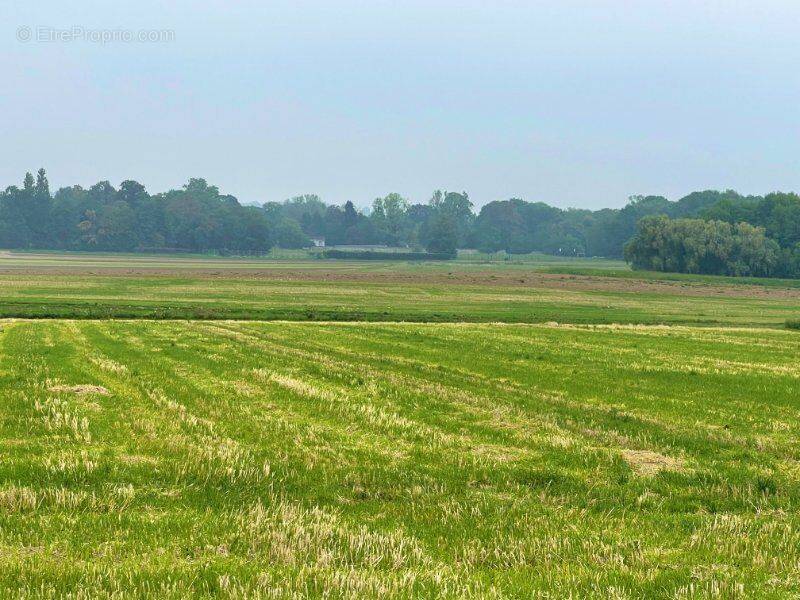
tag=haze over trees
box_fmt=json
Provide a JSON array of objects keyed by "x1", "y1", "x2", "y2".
[{"x1": 1, "y1": 169, "x2": 799, "y2": 276}]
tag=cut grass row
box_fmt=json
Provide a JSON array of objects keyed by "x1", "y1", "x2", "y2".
[{"x1": 2, "y1": 320, "x2": 800, "y2": 597}]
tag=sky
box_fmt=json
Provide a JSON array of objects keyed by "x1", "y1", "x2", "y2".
[{"x1": 1, "y1": 1, "x2": 799, "y2": 210}]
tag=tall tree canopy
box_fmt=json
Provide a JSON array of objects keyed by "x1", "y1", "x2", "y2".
[{"x1": 1, "y1": 169, "x2": 799, "y2": 277}]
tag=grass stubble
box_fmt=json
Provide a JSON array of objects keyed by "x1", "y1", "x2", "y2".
[
  {"x1": 1, "y1": 319, "x2": 800, "y2": 598},
  {"x1": 1, "y1": 253, "x2": 800, "y2": 597}
]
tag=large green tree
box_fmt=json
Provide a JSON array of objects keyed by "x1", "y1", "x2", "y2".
[{"x1": 625, "y1": 215, "x2": 780, "y2": 277}]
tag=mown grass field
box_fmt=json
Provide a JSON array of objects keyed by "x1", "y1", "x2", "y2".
[
  {"x1": 1, "y1": 252, "x2": 799, "y2": 326},
  {"x1": 0, "y1": 250, "x2": 631, "y2": 272},
  {"x1": 3, "y1": 251, "x2": 800, "y2": 597},
  {"x1": 3, "y1": 320, "x2": 800, "y2": 598}
]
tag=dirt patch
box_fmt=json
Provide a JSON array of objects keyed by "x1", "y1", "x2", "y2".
[
  {"x1": 621, "y1": 449, "x2": 683, "y2": 476},
  {"x1": 48, "y1": 384, "x2": 110, "y2": 396}
]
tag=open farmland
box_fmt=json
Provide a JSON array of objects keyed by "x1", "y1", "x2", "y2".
[
  {"x1": 1, "y1": 252, "x2": 799, "y2": 326},
  {"x1": 3, "y1": 319, "x2": 800, "y2": 597},
  {"x1": 2, "y1": 252, "x2": 800, "y2": 598}
]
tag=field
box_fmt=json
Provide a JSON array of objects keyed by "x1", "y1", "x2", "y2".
[
  {"x1": 1, "y1": 252, "x2": 799, "y2": 326},
  {"x1": 3, "y1": 320, "x2": 800, "y2": 597},
  {"x1": 2, "y1": 252, "x2": 800, "y2": 598}
]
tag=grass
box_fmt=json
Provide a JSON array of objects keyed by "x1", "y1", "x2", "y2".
[
  {"x1": 7, "y1": 247, "x2": 626, "y2": 265},
  {"x1": 0, "y1": 249, "x2": 630, "y2": 270},
  {"x1": 0, "y1": 273, "x2": 795, "y2": 326},
  {"x1": 3, "y1": 251, "x2": 800, "y2": 597},
  {"x1": 539, "y1": 265, "x2": 800, "y2": 289},
  {"x1": 0, "y1": 251, "x2": 799, "y2": 326},
  {"x1": 2, "y1": 319, "x2": 800, "y2": 597}
]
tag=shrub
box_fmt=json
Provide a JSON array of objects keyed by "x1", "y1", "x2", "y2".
[{"x1": 786, "y1": 319, "x2": 800, "y2": 331}]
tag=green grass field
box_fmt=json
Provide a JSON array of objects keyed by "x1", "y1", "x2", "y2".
[
  {"x1": 2, "y1": 251, "x2": 800, "y2": 597},
  {"x1": 0, "y1": 249, "x2": 631, "y2": 271},
  {"x1": 3, "y1": 320, "x2": 800, "y2": 597},
  {"x1": 4, "y1": 273, "x2": 799, "y2": 326},
  {"x1": 1, "y1": 252, "x2": 799, "y2": 326}
]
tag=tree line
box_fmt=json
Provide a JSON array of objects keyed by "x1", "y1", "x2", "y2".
[
  {"x1": 624, "y1": 192, "x2": 800, "y2": 278},
  {"x1": 0, "y1": 171, "x2": 272, "y2": 254},
  {"x1": 1, "y1": 169, "x2": 799, "y2": 276}
]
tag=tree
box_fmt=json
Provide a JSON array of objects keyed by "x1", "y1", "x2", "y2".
[
  {"x1": 426, "y1": 212, "x2": 458, "y2": 255},
  {"x1": 25, "y1": 168, "x2": 53, "y2": 247},
  {"x1": 669, "y1": 190, "x2": 748, "y2": 218},
  {"x1": 371, "y1": 193, "x2": 409, "y2": 244},
  {"x1": 96, "y1": 201, "x2": 138, "y2": 250},
  {"x1": 323, "y1": 205, "x2": 346, "y2": 245},
  {"x1": 345, "y1": 218, "x2": 381, "y2": 245},
  {"x1": 624, "y1": 215, "x2": 779, "y2": 277},
  {"x1": 23, "y1": 172, "x2": 34, "y2": 193},
  {"x1": 35, "y1": 168, "x2": 49, "y2": 197},
  {"x1": 342, "y1": 201, "x2": 359, "y2": 229},
  {"x1": 282, "y1": 194, "x2": 326, "y2": 224},
  {"x1": 472, "y1": 199, "x2": 529, "y2": 253},
  {"x1": 88, "y1": 181, "x2": 117, "y2": 207},
  {"x1": 238, "y1": 207, "x2": 272, "y2": 252},
  {"x1": 118, "y1": 180, "x2": 148, "y2": 207},
  {"x1": 272, "y1": 218, "x2": 310, "y2": 248},
  {"x1": 0, "y1": 185, "x2": 31, "y2": 247},
  {"x1": 754, "y1": 193, "x2": 800, "y2": 249},
  {"x1": 50, "y1": 185, "x2": 88, "y2": 249},
  {"x1": 431, "y1": 191, "x2": 473, "y2": 247},
  {"x1": 701, "y1": 197, "x2": 758, "y2": 224}
]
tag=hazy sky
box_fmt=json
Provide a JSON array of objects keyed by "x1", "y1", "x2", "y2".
[{"x1": 2, "y1": 1, "x2": 799, "y2": 209}]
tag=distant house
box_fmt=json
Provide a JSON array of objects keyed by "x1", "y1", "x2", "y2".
[{"x1": 310, "y1": 237, "x2": 325, "y2": 248}]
